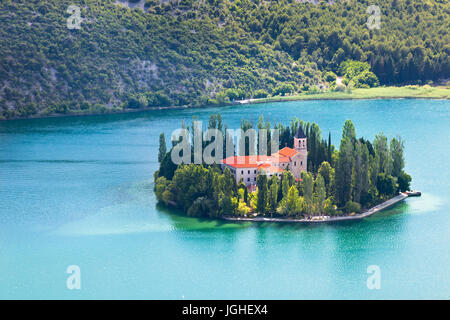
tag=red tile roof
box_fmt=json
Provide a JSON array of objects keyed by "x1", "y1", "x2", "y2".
[
  {"x1": 221, "y1": 155, "x2": 271, "y2": 168},
  {"x1": 221, "y1": 147, "x2": 298, "y2": 169},
  {"x1": 270, "y1": 154, "x2": 291, "y2": 163},
  {"x1": 277, "y1": 147, "x2": 299, "y2": 158},
  {"x1": 271, "y1": 147, "x2": 299, "y2": 163}
]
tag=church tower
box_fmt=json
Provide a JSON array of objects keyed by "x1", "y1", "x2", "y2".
[{"x1": 294, "y1": 126, "x2": 307, "y2": 173}]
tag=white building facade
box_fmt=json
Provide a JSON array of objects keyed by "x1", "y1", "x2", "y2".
[{"x1": 221, "y1": 126, "x2": 308, "y2": 186}]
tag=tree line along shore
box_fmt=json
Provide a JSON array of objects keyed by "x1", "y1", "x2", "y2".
[
  {"x1": 221, "y1": 193, "x2": 412, "y2": 223},
  {"x1": 154, "y1": 114, "x2": 412, "y2": 219},
  {"x1": 1, "y1": 85, "x2": 448, "y2": 121}
]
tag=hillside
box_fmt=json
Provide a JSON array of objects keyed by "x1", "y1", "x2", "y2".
[{"x1": 0, "y1": 0, "x2": 448, "y2": 119}]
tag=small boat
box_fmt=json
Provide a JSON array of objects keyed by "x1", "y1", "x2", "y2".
[{"x1": 406, "y1": 190, "x2": 421, "y2": 197}]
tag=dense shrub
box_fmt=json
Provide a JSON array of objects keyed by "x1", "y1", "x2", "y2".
[
  {"x1": 253, "y1": 89, "x2": 269, "y2": 99},
  {"x1": 397, "y1": 171, "x2": 412, "y2": 192},
  {"x1": 344, "y1": 201, "x2": 361, "y2": 214},
  {"x1": 273, "y1": 83, "x2": 295, "y2": 96}
]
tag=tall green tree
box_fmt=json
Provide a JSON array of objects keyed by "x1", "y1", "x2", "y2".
[
  {"x1": 216, "y1": 167, "x2": 238, "y2": 216},
  {"x1": 301, "y1": 171, "x2": 314, "y2": 215},
  {"x1": 256, "y1": 173, "x2": 268, "y2": 214},
  {"x1": 335, "y1": 137, "x2": 354, "y2": 206},
  {"x1": 158, "y1": 132, "x2": 167, "y2": 163},
  {"x1": 318, "y1": 161, "x2": 334, "y2": 197},
  {"x1": 352, "y1": 140, "x2": 370, "y2": 204},
  {"x1": 313, "y1": 174, "x2": 326, "y2": 216},
  {"x1": 397, "y1": 171, "x2": 412, "y2": 192},
  {"x1": 376, "y1": 173, "x2": 396, "y2": 196},
  {"x1": 390, "y1": 136, "x2": 405, "y2": 177},
  {"x1": 286, "y1": 185, "x2": 301, "y2": 216},
  {"x1": 281, "y1": 170, "x2": 294, "y2": 198},
  {"x1": 268, "y1": 175, "x2": 279, "y2": 214},
  {"x1": 374, "y1": 133, "x2": 392, "y2": 175},
  {"x1": 328, "y1": 132, "x2": 332, "y2": 165},
  {"x1": 342, "y1": 120, "x2": 356, "y2": 141}
]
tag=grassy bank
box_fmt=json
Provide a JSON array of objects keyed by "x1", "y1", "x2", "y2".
[{"x1": 253, "y1": 86, "x2": 449, "y2": 104}]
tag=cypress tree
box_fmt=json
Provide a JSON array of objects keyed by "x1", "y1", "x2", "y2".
[
  {"x1": 158, "y1": 132, "x2": 167, "y2": 163},
  {"x1": 256, "y1": 173, "x2": 268, "y2": 214},
  {"x1": 328, "y1": 132, "x2": 332, "y2": 164}
]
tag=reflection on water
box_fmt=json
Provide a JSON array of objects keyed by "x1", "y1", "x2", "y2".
[{"x1": 404, "y1": 193, "x2": 444, "y2": 215}]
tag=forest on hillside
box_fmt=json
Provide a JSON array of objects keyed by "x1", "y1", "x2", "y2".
[{"x1": 0, "y1": 0, "x2": 448, "y2": 119}]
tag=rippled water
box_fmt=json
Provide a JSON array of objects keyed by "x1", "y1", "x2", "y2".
[{"x1": 0, "y1": 99, "x2": 449, "y2": 299}]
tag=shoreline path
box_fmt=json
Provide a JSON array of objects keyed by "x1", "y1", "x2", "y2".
[{"x1": 222, "y1": 193, "x2": 409, "y2": 224}]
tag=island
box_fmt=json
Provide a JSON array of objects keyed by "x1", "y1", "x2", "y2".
[{"x1": 154, "y1": 114, "x2": 416, "y2": 222}]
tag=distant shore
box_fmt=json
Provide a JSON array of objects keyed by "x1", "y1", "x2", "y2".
[
  {"x1": 221, "y1": 192, "x2": 412, "y2": 224},
  {"x1": 237, "y1": 86, "x2": 449, "y2": 105},
  {"x1": 1, "y1": 86, "x2": 448, "y2": 121}
]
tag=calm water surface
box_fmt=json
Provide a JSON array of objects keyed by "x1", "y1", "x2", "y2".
[{"x1": 0, "y1": 99, "x2": 449, "y2": 299}]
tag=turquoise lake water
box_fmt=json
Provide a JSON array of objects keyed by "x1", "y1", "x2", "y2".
[{"x1": 0, "y1": 99, "x2": 449, "y2": 299}]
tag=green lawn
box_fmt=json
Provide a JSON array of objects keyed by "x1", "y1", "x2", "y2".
[{"x1": 256, "y1": 86, "x2": 449, "y2": 103}]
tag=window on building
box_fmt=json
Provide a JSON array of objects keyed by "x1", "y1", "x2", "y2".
[
  {"x1": 241, "y1": 170, "x2": 243, "y2": 174},
  {"x1": 247, "y1": 178, "x2": 250, "y2": 182},
  {"x1": 254, "y1": 177, "x2": 256, "y2": 181},
  {"x1": 294, "y1": 162, "x2": 296, "y2": 166},
  {"x1": 254, "y1": 170, "x2": 256, "y2": 174},
  {"x1": 301, "y1": 161, "x2": 303, "y2": 166}
]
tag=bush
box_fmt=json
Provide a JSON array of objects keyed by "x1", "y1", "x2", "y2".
[
  {"x1": 144, "y1": 0, "x2": 158, "y2": 8},
  {"x1": 225, "y1": 88, "x2": 246, "y2": 101},
  {"x1": 334, "y1": 83, "x2": 346, "y2": 92},
  {"x1": 187, "y1": 197, "x2": 209, "y2": 217},
  {"x1": 162, "y1": 190, "x2": 174, "y2": 206},
  {"x1": 127, "y1": 94, "x2": 147, "y2": 109},
  {"x1": 339, "y1": 60, "x2": 370, "y2": 78},
  {"x1": 360, "y1": 186, "x2": 378, "y2": 207},
  {"x1": 352, "y1": 70, "x2": 380, "y2": 88},
  {"x1": 273, "y1": 83, "x2": 295, "y2": 96},
  {"x1": 213, "y1": 91, "x2": 230, "y2": 105},
  {"x1": 236, "y1": 201, "x2": 251, "y2": 216},
  {"x1": 339, "y1": 60, "x2": 379, "y2": 88},
  {"x1": 344, "y1": 201, "x2": 361, "y2": 214},
  {"x1": 253, "y1": 89, "x2": 269, "y2": 99},
  {"x1": 324, "y1": 71, "x2": 337, "y2": 83},
  {"x1": 154, "y1": 177, "x2": 169, "y2": 202},
  {"x1": 145, "y1": 91, "x2": 172, "y2": 107},
  {"x1": 323, "y1": 198, "x2": 337, "y2": 215},
  {"x1": 377, "y1": 173, "x2": 396, "y2": 196},
  {"x1": 397, "y1": 171, "x2": 412, "y2": 192},
  {"x1": 305, "y1": 86, "x2": 320, "y2": 95}
]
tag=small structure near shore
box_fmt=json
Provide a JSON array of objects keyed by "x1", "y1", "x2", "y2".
[
  {"x1": 221, "y1": 126, "x2": 308, "y2": 186},
  {"x1": 406, "y1": 190, "x2": 421, "y2": 197}
]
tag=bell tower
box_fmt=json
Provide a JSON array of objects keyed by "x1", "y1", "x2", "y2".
[{"x1": 294, "y1": 126, "x2": 307, "y2": 173}]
